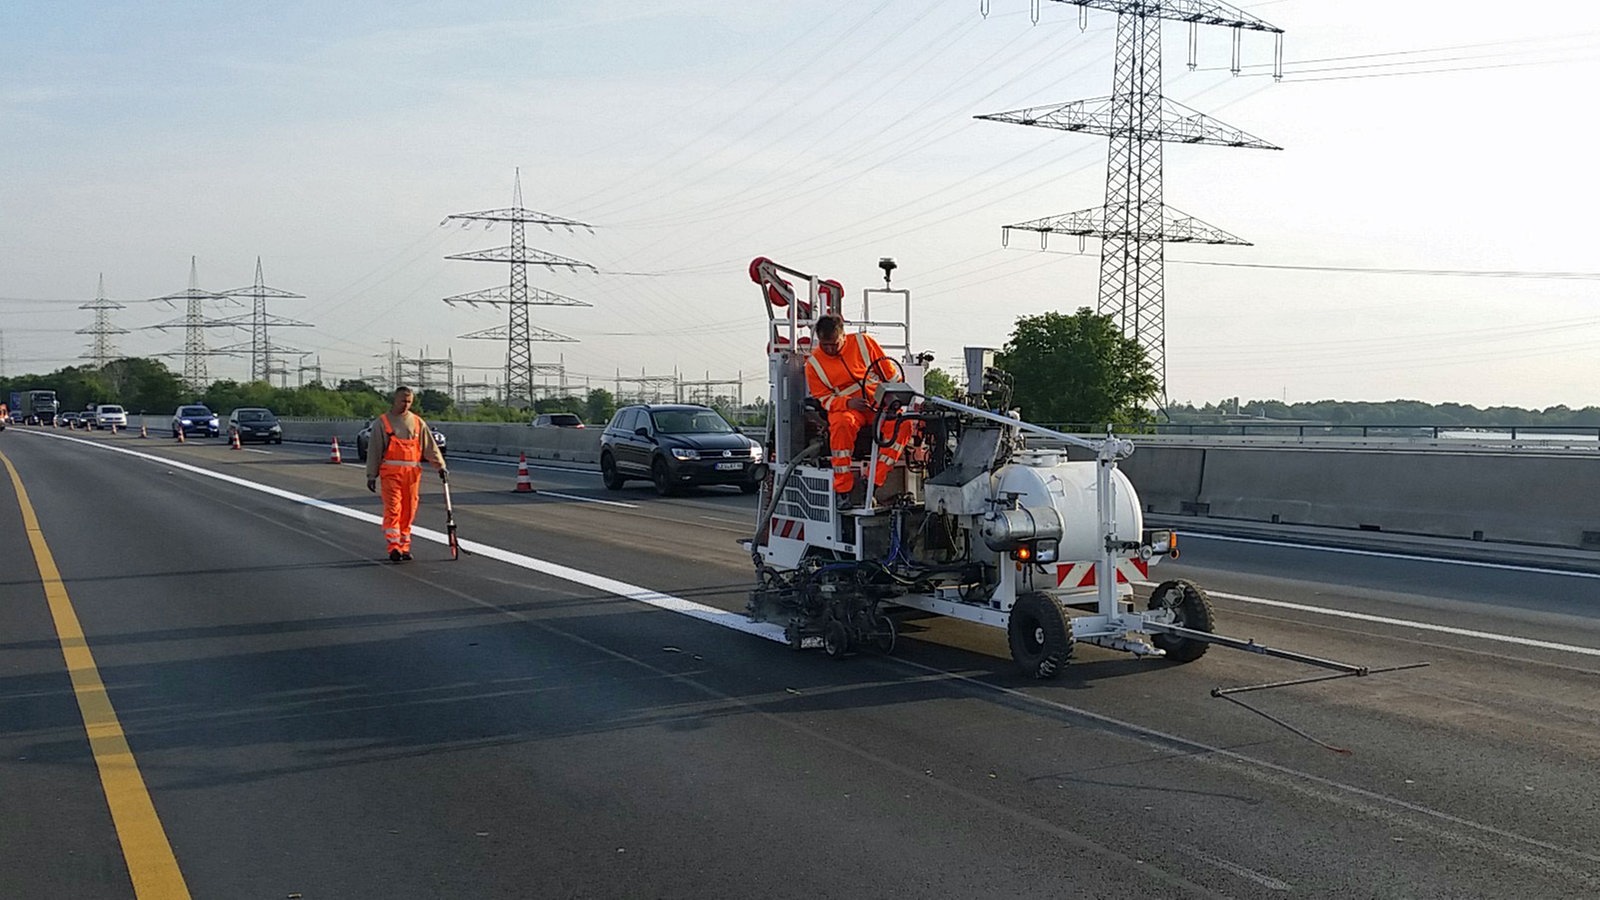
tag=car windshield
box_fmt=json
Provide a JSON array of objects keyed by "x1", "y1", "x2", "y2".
[
  {"x1": 550, "y1": 414, "x2": 579, "y2": 425},
  {"x1": 237, "y1": 410, "x2": 273, "y2": 422},
  {"x1": 101, "y1": 406, "x2": 123, "y2": 414},
  {"x1": 650, "y1": 410, "x2": 734, "y2": 435},
  {"x1": 180, "y1": 407, "x2": 211, "y2": 417}
]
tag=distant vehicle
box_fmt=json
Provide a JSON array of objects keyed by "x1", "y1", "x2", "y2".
[
  {"x1": 355, "y1": 418, "x2": 448, "y2": 463},
  {"x1": 93, "y1": 404, "x2": 128, "y2": 430},
  {"x1": 19, "y1": 389, "x2": 59, "y2": 426},
  {"x1": 171, "y1": 405, "x2": 220, "y2": 438},
  {"x1": 58, "y1": 412, "x2": 82, "y2": 428},
  {"x1": 225, "y1": 408, "x2": 284, "y2": 444},
  {"x1": 599, "y1": 403, "x2": 765, "y2": 496},
  {"x1": 531, "y1": 412, "x2": 586, "y2": 429}
]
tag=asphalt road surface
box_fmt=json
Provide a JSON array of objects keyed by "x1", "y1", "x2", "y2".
[{"x1": 3, "y1": 426, "x2": 1598, "y2": 899}]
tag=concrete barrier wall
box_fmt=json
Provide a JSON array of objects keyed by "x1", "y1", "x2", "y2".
[
  {"x1": 263, "y1": 418, "x2": 1599, "y2": 552},
  {"x1": 276, "y1": 418, "x2": 603, "y2": 464}
]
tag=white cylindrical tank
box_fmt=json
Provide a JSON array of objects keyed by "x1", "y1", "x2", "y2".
[{"x1": 991, "y1": 459, "x2": 1143, "y2": 562}]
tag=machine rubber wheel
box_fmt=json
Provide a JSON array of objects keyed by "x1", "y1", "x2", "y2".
[
  {"x1": 869, "y1": 614, "x2": 897, "y2": 655},
  {"x1": 823, "y1": 620, "x2": 851, "y2": 659},
  {"x1": 651, "y1": 459, "x2": 677, "y2": 497},
  {"x1": 1147, "y1": 579, "x2": 1216, "y2": 663},
  {"x1": 1007, "y1": 592, "x2": 1073, "y2": 679},
  {"x1": 600, "y1": 453, "x2": 626, "y2": 490}
]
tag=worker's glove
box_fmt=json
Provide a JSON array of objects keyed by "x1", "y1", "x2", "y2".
[
  {"x1": 438, "y1": 468, "x2": 449, "y2": 483},
  {"x1": 366, "y1": 478, "x2": 377, "y2": 493}
]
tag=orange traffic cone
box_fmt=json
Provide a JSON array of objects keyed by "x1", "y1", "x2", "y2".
[
  {"x1": 513, "y1": 453, "x2": 533, "y2": 493},
  {"x1": 230, "y1": 429, "x2": 242, "y2": 450},
  {"x1": 176, "y1": 426, "x2": 186, "y2": 444},
  {"x1": 328, "y1": 437, "x2": 343, "y2": 464},
  {"x1": 139, "y1": 423, "x2": 148, "y2": 439}
]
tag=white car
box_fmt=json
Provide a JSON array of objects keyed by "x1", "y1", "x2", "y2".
[{"x1": 94, "y1": 404, "x2": 128, "y2": 430}]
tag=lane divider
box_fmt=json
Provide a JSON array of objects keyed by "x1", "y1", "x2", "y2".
[
  {"x1": 22, "y1": 430, "x2": 781, "y2": 642},
  {"x1": 1134, "y1": 581, "x2": 1600, "y2": 658},
  {"x1": 0, "y1": 448, "x2": 192, "y2": 899}
]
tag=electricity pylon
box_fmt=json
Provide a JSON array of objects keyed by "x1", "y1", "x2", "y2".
[
  {"x1": 219, "y1": 257, "x2": 310, "y2": 383},
  {"x1": 144, "y1": 257, "x2": 239, "y2": 391},
  {"x1": 443, "y1": 168, "x2": 594, "y2": 409},
  {"x1": 77, "y1": 274, "x2": 129, "y2": 368},
  {"x1": 979, "y1": 0, "x2": 1284, "y2": 400}
]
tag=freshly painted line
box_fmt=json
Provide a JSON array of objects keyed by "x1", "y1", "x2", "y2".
[
  {"x1": 0, "y1": 449, "x2": 192, "y2": 899},
  {"x1": 701, "y1": 515, "x2": 749, "y2": 525},
  {"x1": 532, "y1": 489, "x2": 638, "y2": 509},
  {"x1": 1135, "y1": 581, "x2": 1600, "y2": 658},
  {"x1": 243, "y1": 448, "x2": 272, "y2": 455},
  {"x1": 1178, "y1": 532, "x2": 1600, "y2": 580},
  {"x1": 27, "y1": 430, "x2": 780, "y2": 642},
  {"x1": 1177, "y1": 844, "x2": 1292, "y2": 892}
]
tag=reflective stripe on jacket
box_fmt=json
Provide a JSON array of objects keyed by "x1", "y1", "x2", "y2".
[{"x1": 806, "y1": 332, "x2": 900, "y2": 413}]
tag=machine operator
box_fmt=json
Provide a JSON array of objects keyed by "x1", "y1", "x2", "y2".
[
  {"x1": 364, "y1": 386, "x2": 448, "y2": 562},
  {"x1": 806, "y1": 314, "x2": 915, "y2": 509}
]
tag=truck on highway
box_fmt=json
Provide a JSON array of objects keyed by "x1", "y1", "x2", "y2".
[{"x1": 18, "y1": 389, "x2": 60, "y2": 426}]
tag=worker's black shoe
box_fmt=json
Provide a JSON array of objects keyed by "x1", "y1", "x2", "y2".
[
  {"x1": 389, "y1": 549, "x2": 403, "y2": 563},
  {"x1": 400, "y1": 551, "x2": 413, "y2": 561}
]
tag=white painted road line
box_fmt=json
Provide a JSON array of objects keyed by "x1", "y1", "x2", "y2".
[
  {"x1": 26, "y1": 431, "x2": 1600, "y2": 660},
  {"x1": 27, "y1": 430, "x2": 782, "y2": 643},
  {"x1": 533, "y1": 489, "x2": 638, "y2": 509},
  {"x1": 1180, "y1": 532, "x2": 1600, "y2": 580},
  {"x1": 1134, "y1": 580, "x2": 1600, "y2": 658}
]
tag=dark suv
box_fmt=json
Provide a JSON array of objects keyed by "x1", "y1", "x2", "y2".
[{"x1": 600, "y1": 404, "x2": 766, "y2": 496}]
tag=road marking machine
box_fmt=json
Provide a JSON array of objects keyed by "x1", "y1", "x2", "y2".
[{"x1": 742, "y1": 257, "x2": 1423, "y2": 749}]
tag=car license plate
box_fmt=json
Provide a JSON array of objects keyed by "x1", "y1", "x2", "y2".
[{"x1": 715, "y1": 462, "x2": 743, "y2": 471}]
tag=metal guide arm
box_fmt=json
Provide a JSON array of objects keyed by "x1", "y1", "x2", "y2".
[{"x1": 920, "y1": 394, "x2": 1134, "y2": 460}]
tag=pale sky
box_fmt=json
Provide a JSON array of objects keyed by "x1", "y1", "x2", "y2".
[{"x1": 4, "y1": 0, "x2": 1598, "y2": 409}]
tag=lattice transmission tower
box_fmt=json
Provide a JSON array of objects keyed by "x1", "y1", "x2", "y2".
[
  {"x1": 144, "y1": 257, "x2": 241, "y2": 391},
  {"x1": 78, "y1": 274, "x2": 129, "y2": 368},
  {"x1": 443, "y1": 169, "x2": 595, "y2": 409},
  {"x1": 980, "y1": 0, "x2": 1284, "y2": 400},
  {"x1": 219, "y1": 257, "x2": 311, "y2": 384}
]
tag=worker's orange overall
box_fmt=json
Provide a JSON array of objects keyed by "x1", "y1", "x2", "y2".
[
  {"x1": 379, "y1": 413, "x2": 423, "y2": 555},
  {"x1": 806, "y1": 332, "x2": 915, "y2": 494}
]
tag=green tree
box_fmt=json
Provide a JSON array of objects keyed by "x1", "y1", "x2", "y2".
[
  {"x1": 415, "y1": 389, "x2": 453, "y2": 417},
  {"x1": 995, "y1": 308, "x2": 1158, "y2": 424},
  {"x1": 923, "y1": 366, "x2": 961, "y2": 400},
  {"x1": 583, "y1": 387, "x2": 616, "y2": 425}
]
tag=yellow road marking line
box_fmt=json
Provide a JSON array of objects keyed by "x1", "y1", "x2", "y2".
[{"x1": 0, "y1": 449, "x2": 191, "y2": 899}]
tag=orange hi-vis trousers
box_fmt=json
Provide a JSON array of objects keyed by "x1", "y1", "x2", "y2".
[
  {"x1": 828, "y1": 408, "x2": 915, "y2": 494},
  {"x1": 380, "y1": 467, "x2": 422, "y2": 553}
]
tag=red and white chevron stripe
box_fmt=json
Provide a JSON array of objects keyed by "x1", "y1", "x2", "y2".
[
  {"x1": 770, "y1": 516, "x2": 806, "y2": 542},
  {"x1": 1055, "y1": 558, "x2": 1148, "y2": 588}
]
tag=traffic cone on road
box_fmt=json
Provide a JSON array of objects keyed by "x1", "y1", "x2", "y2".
[
  {"x1": 513, "y1": 453, "x2": 533, "y2": 493},
  {"x1": 230, "y1": 429, "x2": 242, "y2": 450},
  {"x1": 176, "y1": 426, "x2": 186, "y2": 444},
  {"x1": 139, "y1": 423, "x2": 148, "y2": 439},
  {"x1": 328, "y1": 437, "x2": 343, "y2": 464}
]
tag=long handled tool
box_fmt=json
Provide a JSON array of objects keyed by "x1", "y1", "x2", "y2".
[{"x1": 440, "y1": 470, "x2": 464, "y2": 560}]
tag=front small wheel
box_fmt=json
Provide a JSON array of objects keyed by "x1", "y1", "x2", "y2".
[
  {"x1": 823, "y1": 620, "x2": 851, "y2": 659},
  {"x1": 1148, "y1": 580, "x2": 1216, "y2": 663},
  {"x1": 1008, "y1": 592, "x2": 1073, "y2": 679}
]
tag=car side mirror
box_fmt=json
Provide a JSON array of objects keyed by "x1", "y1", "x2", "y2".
[{"x1": 634, "y1": 426, "x2": 651, "y2": 439}]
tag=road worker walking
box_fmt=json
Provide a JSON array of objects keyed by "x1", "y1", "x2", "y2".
[
  {"x1": 806, "y1": 314, "x2": 915, "y2": 509},
  {"x1": 365, "y1": 387, "x2": 447, "y2": 561}
]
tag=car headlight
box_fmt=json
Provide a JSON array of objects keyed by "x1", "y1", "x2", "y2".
[
  {"x1": 209, "y1": 418, "x2": 219, "y2": 426},
  {"x1": 270, "y1": 424, "x2": 281, "y2": 432},
  {"x1": 671, "y1": 448, "x2": 699, "y2": 460},
  {"x1": 748, "y1": 442, "x2": 764, "y2": 462},
  {"x1": 180, "y1": 418, "x2": 192, "y2": 424}
]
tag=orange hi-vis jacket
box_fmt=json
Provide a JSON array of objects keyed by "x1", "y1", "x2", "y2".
[{"x1": 805, "y1": 332, "x2": 901, "y2": 414}]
